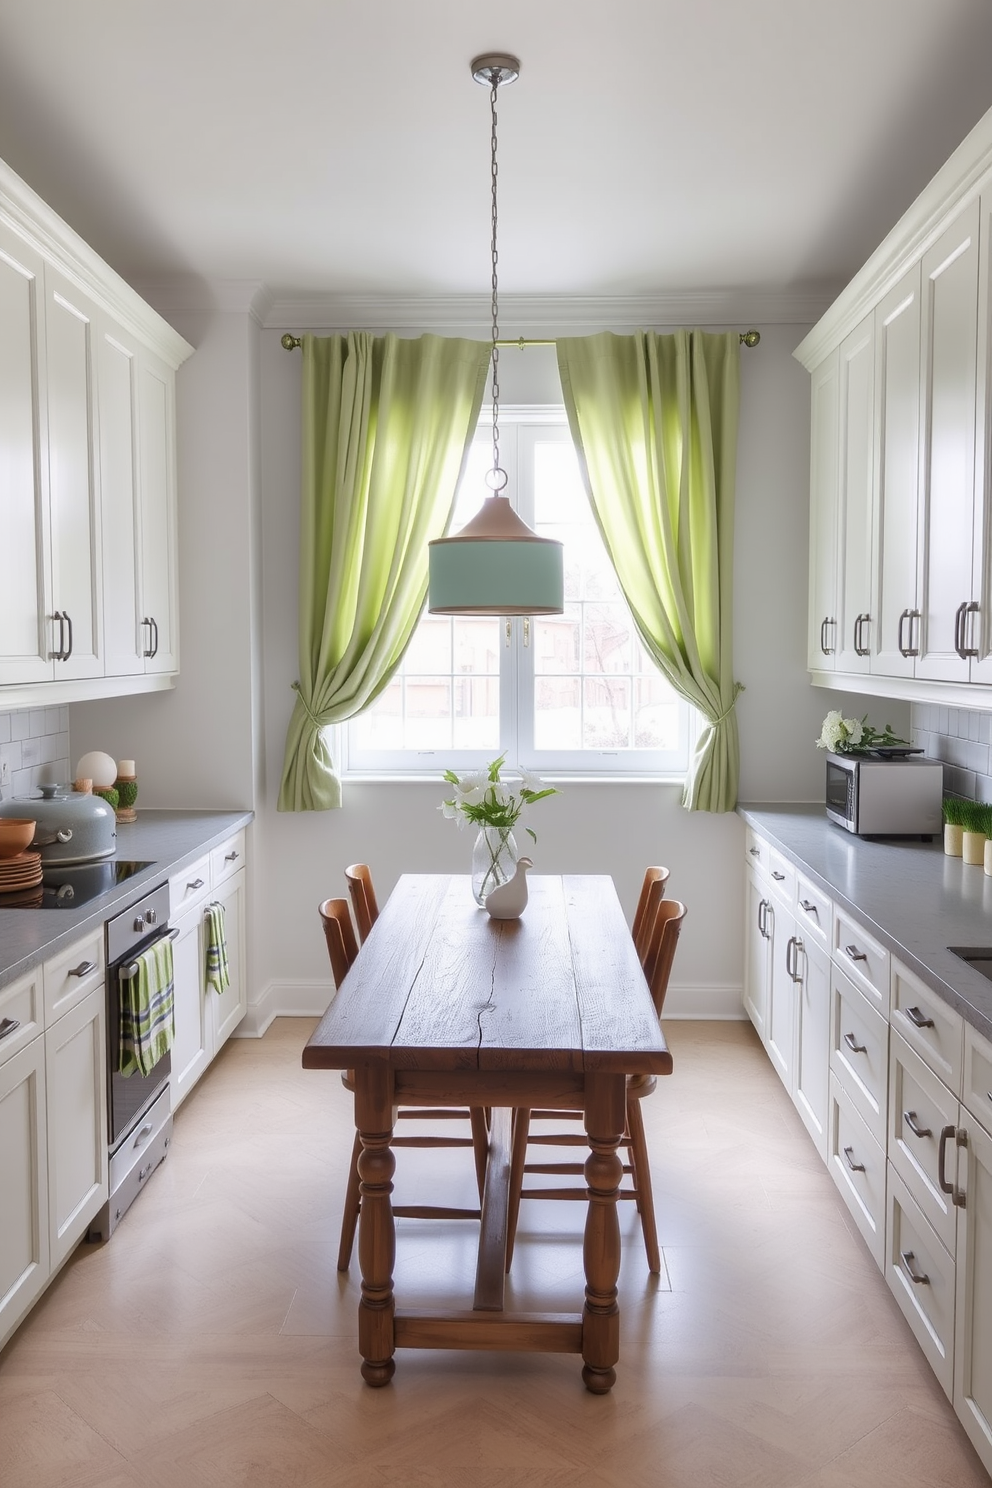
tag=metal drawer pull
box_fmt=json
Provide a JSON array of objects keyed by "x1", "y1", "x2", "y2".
[
  {"x1": 771, "y1": 870, "x2": 785, "y2": 881},
  {"x1": 938, "y1": 1124, "x2": 968, "y2": 1208},
  {"x1": 224, "y1": 851, "x2": 239, "y2": 862},
  {"x1": 68, "y1": 960, "x2": 97, "y2": 977},
  {"x1": 748, "y1": 846, "x2": 760, "y2": 856},
  {"x1": 845, "y1": 944, "x2": 868, "y2": 962},
  {"x1": 904, "y1": 1110, "x2": 932, "y2": 1140},
  {"x1": 843, "y1": 1146, "x2": 865, "y2": 1173},
  {"x1": 137, "y1": 1162, "x2": 153, "y2": 1183},
  {"x1": 0, "y1": 1017, "x2": 20, "y2": 1041},
  {"x1": 843, "y1": 1031, "x2": 867, "y2": 1054},
  {"x1": 187, "y1": 878, "x2": 205, "y2": 891},
  {"x1": 132, "y1": 1122, "x2": 154, "y2": 1148},
  {"x1": 901, "y1": 1250, "x2": 930, "y2": 1286},
  {"x1": 906, "y1": 1005, "x2": 934, "y2": 1029},
  {"x1": 800, "y1": 899, "x2": 818, "y2": 916}
]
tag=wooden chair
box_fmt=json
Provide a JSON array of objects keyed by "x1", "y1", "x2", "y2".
[
  {"x1": 344, "y1": 863, "x2": 379, "y2": 944},
  {"x1": 504, "y1": 895, "x2": 687, "y2": 1275},
  {"x1": 320, "y1": 891, "x2": 491, "y2": 1272},
  {"x1": 631, "y1": 865, "x2": 670, "y2": 966}
]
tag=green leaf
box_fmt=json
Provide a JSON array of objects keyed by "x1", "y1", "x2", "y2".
[{"x1": 526, "y1": 826, "x2": 537, "y2": 843}]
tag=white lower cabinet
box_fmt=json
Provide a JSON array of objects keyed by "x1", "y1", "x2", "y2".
[
  {"x1": 828, "y1": 1072, "x2": 887, "y2": 1266},
  {"x1": 45, "y1": 985, "x2": 107, "y2": 1268},
  {"x1": 170, "y1": 838, "x2": 248, "y2": 1110},
  {"x1": 794, "y1": 938, "x2": 830, "y2": 1159},
  {"x1": 954, "y1": 1091, "x2": 992, "y2": 1467},
  {"x1": 886, "y1": 1163, "x2": 956, "y2": 1397},
  {"x1": 0, "y1": 1031, "x2": 50, "y2": 1348},
  {"x1": 743, "y1": 868, "x2": 770, "y2": 1040}
]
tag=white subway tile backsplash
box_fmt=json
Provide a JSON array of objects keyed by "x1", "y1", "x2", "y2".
[
  {"x1": 10, "y1": 712, "x2": 30, "y2": 741},
  {"x1": 0, "y1": 708, "x2": 70, "y2": 799},
  {"x1": 969, "y1": 711, "x2": 981, "y2": 742}
]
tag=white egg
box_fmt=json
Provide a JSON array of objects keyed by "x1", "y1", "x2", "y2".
[{"x1": 75, "y1": 750, "x2": 118, "y2": 788}]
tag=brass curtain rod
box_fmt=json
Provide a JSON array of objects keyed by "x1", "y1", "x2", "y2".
[{"x1": 280, "y1": 329, "x2": 761, "y2": 351}]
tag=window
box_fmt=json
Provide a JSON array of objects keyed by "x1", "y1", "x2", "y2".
[{"x1": 341, "y1": 411, "x2": 692, "y2": 778}]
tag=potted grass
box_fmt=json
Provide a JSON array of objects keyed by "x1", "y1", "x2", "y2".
[
  {"x1": 960, "y1": 800, "x2": 989, "y2": 866},
  {"x1": 943, "y1": 797, "x2": 966, "y2": 857}
]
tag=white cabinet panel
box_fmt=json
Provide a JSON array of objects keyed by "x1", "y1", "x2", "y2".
[
  {"x1": 98, "y1": 323, "x2": 142, "y2": 677},
  {"x1": 830, "y1": 965, "x2": 889, "y2": 1147},
  {"x1": 45, "y1": 987, "x2": 107, "y2": 1267},
  {"x1": 136, "y1": 350, "x2": 178, "y2": 675},
  {"x1": 171, "y1": 905, "x2": 209, "y2": 1109},
  {"x1": 209, "y1": 868, "x2": 246, "y2": 1051},
  {"x1": 0, "y1": 1034, "x2": 49, "y2": 1349},
  {"x1": 794, "y1": 937, "x2": 830, "y2": 1160},
  {"x1": 887, "y1": 1163, "x2": 956, "y2": 1398},
  {"x1": 954, "y1": 1111, "x2": 992, "y2": 1471},
  {"x1": 808, "y1": 350, "x2": 840, "y2": 671},
  {"x1": 889, "y1": 1029, "x2": 961, "y2": 1255},
  {"x1": 743, "y1": 868, "x2": 770, "y2": 1040},
  {"x1": 828, "y1": 1073, "x2": 886, "y2": 1269},
  {"x1": 836, "y1": 317, "x2": 875, "y2": 674}
]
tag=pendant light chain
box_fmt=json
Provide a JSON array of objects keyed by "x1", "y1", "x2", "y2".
[{"x1": 488, "y1": 69, "x2": 505, "y2": 492}]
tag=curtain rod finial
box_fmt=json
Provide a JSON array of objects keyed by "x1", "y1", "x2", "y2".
[
  {"x1": 740, "y1": 330, "x2": 760, "y2": 348},
  {"x1": 282, "y1": 334, "x2": 302, "y2": 351}
]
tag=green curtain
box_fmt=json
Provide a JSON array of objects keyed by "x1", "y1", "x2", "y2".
[
  {"x1": 277, "y1": 332, "x2": 490, "y2": 811},
  {"x1": 557, "y1": 329, "x2": 742, "y2": 812}
]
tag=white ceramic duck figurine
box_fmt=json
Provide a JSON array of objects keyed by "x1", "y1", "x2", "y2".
[{"x1": 484, "y1": 856, "x2": 533, "y2": 920}]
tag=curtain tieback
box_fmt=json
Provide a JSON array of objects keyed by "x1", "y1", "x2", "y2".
[
  {"x1": 291, "y1": 680, "x2": 328, "y2": 732},
  {"x1": 708, "y1": 682, "x2": 745, "y2": 728}
]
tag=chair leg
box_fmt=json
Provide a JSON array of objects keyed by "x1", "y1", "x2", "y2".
[
  {"x1": 337, "y1": 1130, "x2": 363, "y2": 1271},
  {"x1": 469, "y1": 1106, "x2": 490, "y2": 1199},
  {"x1": 625, "y1": 1095, "x2": 661, "y2": 1275},
  {"x1": 504, "y1": 1108, "x2": 532, "y2": 1273}
]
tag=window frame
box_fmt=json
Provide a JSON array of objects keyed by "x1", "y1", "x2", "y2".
[{"x1": 338, "y1": 408, "x2": 694, "y2": 783}]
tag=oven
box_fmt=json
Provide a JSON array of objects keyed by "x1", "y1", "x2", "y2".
[{"x1": 88, "y1": 880, "x2": 175, "y2": 1240}]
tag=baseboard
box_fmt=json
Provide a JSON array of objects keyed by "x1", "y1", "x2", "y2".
[
  {"x1": 234, "y1": 980, "x2": 334, "y2": 1038},
  {"x1": 236, "y1": 979, "x2": 745, "y2": 1037}
]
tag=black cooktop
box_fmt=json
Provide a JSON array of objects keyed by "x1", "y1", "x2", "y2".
[{"x1": 0, "y1": 859, "x2": 155, "y2": 910}]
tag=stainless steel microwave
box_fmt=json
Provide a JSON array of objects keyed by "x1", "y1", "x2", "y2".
[{"x1": 824, "y1": 751, "x2": 943, "y2": 837}]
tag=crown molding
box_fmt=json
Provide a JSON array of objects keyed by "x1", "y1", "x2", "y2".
[
  {"x1": 0, "y1": 157, "x2": 193, "y2": 368},
  {"x1": 132, "y1": 278, "x2": 274, "y2": 324},
  {"x1": 264, "y1": 289, "x2": 838, "y2": 335},
  {"x1": 795, "y1": 100, "x2": 992, "y2": 369}
]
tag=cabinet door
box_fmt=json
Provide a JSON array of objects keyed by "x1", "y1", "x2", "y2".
[
  {"x1": 794, "y1": 937, "x2": 830, "y2": 1159},
  {"x1": 0, "y1": 222, "x2": 52, "y2": 685},
  {"x1": 968, "y1": 190, "x2": 992, "y2": 686},
  {"x1": 954, "y1": 1112, "x2": 992, "y2": 1476},
  {"x1": 764, "y1": 900, "x2": 796, "y2": 1091},
  {"x1": 917, "y1": 199, "x2": 981, "y2": 681},
  {"x1": 171, "y1": 902, "x2": 209, "y2": 1108},
  {"x1": 208, "y1": 868, "x2": 247, "y2": 1053},
  {"x1": 136, "y1": 348, "x2": 178, "y2": 674},
  {"x1": 836, "y1": 316, "x2": 875, "y2": 673},
  {"x1": 743, "y1": 868, "x2": 771, "y2": 1039},
  {"x1": 808, "y1": 350, "x2": 840, "y2": 671},
  {"x1": 45, "y1": 986, "x2": 107, "y2": 1267},
  {"x1": 98, "y1": 318, "x2": 143, "y2": 677},
  {"x1": 0, "y1": 1035, "x2": 49, "y2": 1349},
  {"x1": 43, "y1": 266, "x2": 102, "y2": 681},
  {"x1": 872, "y1": 265, "x2": 923, "y2": 677}
]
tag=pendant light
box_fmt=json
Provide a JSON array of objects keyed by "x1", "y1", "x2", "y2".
[{"x1": 428, "y1": 54, "x2": 564, "y2": 617}]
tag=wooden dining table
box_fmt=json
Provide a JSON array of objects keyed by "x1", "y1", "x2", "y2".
[{"x1": 303, "y1": 872, "x2": 673, "y2": 1393}]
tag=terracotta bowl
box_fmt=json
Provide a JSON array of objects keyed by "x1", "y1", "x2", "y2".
[{"x1": 0, "y1": 819, "x2": 37, "y2": 859}]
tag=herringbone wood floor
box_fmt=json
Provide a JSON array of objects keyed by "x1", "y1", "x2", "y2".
[{"x1": 0, "y1": 1019, "x2": 988, "y2": 1488}]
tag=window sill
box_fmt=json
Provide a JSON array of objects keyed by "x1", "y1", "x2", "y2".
[{"x1": 339, "y1": 772, "x2": 688, "y2": 787}]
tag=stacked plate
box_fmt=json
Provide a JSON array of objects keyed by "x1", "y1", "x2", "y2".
[{"x1": 0, "y1": 850, "x2": 43, "y2": 895}]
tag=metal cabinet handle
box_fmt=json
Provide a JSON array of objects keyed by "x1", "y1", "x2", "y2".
[
  {"x1": 843, "y1": 1145, "x2": 865, "y2": 1173},
  {"x1": 187, "y1": 878, "x2": 205, "y2": 891},
  {"x1": 0, "y1": 1016, "x2": 20, "y2": 1041},
  {"x1": 61, "y1": 609, "x2": 73, "y2": 660},
  {"x1": 905, "y1": 1005, "x2": 935, "y2": 1030},
  {"x1": 953, "y1": 601, "x2": 979, "y2": 660},
  {"x1": 904, "y1": 1110, "x2": 932, "y2": 1139},
  {"x1": 897, "y1": 608, "x2": 914, "y2": 657},
  {"x1": 800, "y1": 899, "x2": 818, "y2": 916},
  {"x1": 758, "y1": 899, "x2": 772, "y2": 940},
  {"x1": 771, "y1": 870, "x2": 785, "y2": 881},
  {"x1": 142, "y1": 617, "x2": 154, "y2": 658},
  {"x1": 224, "y1": 850, "x2": 239, "y2": 862},
  {"x1": 845, "y1": 944, "x2": 868, "y2": 963},
  {"x1": 843, "y1": 1031, "x2": 867, "y2": 1054},
  {"x1": 749, "y1": 846, "x2": 761, "y2": 856},
  {"x1": 901, "y1": 1250, "x2": 930, "y2": 1286},
  {"x1": 854, "y1": 612, "x2": 871, "y2": 656},
  {"x1": 132, "y1": 1121, "x2": 154, "y2": 1148},
  {"x1": 786, "y1": 936, "x2": 804, "y2": 983},
  {"x1": 150, "y1": 616, "x2": 159, "y2": 658},
  {"x1": 68, "y1": 960, "x2": 97, "y2": 977},
  {"x1": 49, "y1": 611, "x2": 65, "y2": 660},
  {"x1": 938, "y1": 1124, "x2": 968, "y2": 1207},
  {"x1": 820, "y1": 617, "x2": 837, "y2": 656}
]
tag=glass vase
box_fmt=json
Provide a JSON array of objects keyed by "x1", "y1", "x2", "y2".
[{"x1": 471, "y1": 826, "x2": 519, "y2": 907}]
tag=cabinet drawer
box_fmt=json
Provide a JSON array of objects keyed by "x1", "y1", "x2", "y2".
[
  {"x1": 828, "y1": 1074, "x2": 886, "y2": 1268},
  {"x1": 744, "y1": 828, "x2": 769, "y2": 873},
  {"x1": 833, "y1": 908, "x2": 888, "y2": 1012},
  {"x1": 888, "y1": 1030, "x2": 960, "y2": 1255},
  {"x1": 210, "y1": 831, "x2": 245, "y2": 889},
  {"x1": 43, "y1": 930, "x2": 104, "y2": 1024},
  {"x1": 891, "y1": 958, "x2": 963, "y2": 1094},
  {"x1": 795, "y1": 874, "x2": 831, "y2": 951},
  {"x1": 0, "y1": 968, "x2": 44, "y2": 1067},
  {"x1": 963, "y1": 1022, "x2": 992, "y2": 1136},
  {"x1": 170, "y1": 854, "x2": 211, "y2": 914},
  {"x1": 831, "y1": 964, "x2": 889, "y2": 1146},
  {"x1": 886, "y1": 1163, "x2": 955, "y2": 1399},
  {"x1": 766, "y1": 846, "x2": 796, "y2": 907}
]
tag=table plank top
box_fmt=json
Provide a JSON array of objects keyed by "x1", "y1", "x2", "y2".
[{"x1": 303, "y1": 874, "x2": 673, "y2": 1075}]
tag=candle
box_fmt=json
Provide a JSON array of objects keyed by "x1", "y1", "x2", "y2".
[{"x1": 117, "y1": 760, "x2": 135, "y2": 778}]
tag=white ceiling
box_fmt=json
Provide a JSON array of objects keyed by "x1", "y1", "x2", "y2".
[{"x1": 2, "y1": 0, "x2": 992, "y2": 305}]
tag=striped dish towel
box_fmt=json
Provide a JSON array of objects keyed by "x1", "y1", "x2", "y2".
[
  {"x1": 204, "y1": 902, "x2": 230, "y2": 994},
  {"x1": 119, "y1": 937, "x2": 175, "y2": 1077}
]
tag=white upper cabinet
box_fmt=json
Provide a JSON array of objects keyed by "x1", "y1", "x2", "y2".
[
  {"x1": 0, "y1": 156, "x2": 192, "y2": 707},
  {"x1": 808, "y1": 350, "x2": 841, "y2": 672},
  {"x1": 796, "y1": 105, "x2": 992, "y2": 704}
]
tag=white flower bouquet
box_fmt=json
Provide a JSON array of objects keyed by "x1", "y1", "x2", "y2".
[
  {"x1": 441, "y1": 755, "x2": 558, "y2": 905},
  {"x1": 815, "y1": 710, "x2": 909, "y2": 756}
]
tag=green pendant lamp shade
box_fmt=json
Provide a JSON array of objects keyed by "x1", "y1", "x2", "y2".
[{"x1": 428, "y1": 494, "x2": 563, "y2": 615}]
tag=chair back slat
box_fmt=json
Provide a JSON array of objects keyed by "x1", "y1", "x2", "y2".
[
  {"x1": 642, "y1": 899, "x2": 687, "y2": 1017},
  {"x1": 319, "y1": 898, "x2": 359, "y2": 988},
  {"x1": 345, "y1": 863, "x2": 379, "y2": 944},
  {"x1": 632, "y1": 866, "x2": 670, "y2": 966}
]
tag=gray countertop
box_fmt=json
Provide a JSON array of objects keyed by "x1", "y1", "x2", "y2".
[
  {"x1": 738, "y1": 803, "x2": 992, "y2": 1043},
  {"x1": 0, "y1": 809, "x2": 252, "y2": 991}
]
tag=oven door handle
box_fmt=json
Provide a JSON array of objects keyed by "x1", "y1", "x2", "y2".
[{"x1": 119, "y1": 926, "x2": 180, "y2": 981}]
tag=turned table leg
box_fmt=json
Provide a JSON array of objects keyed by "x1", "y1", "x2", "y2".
[
  {"x1": 581, "y1": 1072, "x2": 626, "y2": 1394},
  {"x1": 356, "y1": 1060, "x2": 396, "y2": 1387}
]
